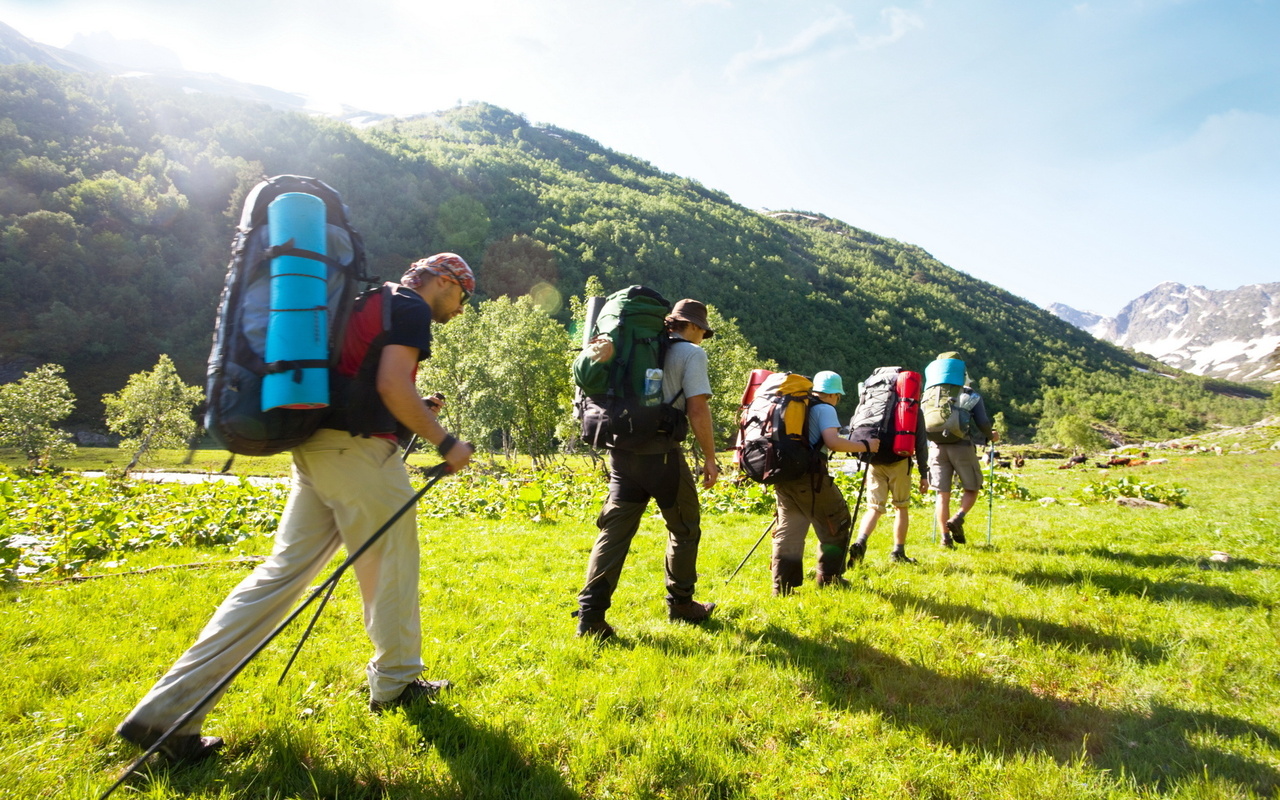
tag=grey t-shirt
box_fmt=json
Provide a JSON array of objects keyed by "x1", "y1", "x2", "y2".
[{"x1": 660, "y1": 338, "x2": 712, "y2": 411}]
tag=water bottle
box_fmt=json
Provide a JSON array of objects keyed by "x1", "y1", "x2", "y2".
[{"x1": 643, "y1": 368, "x2": 663, "y2": 406}]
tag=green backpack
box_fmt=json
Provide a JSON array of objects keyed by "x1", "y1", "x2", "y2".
[
  {"x1": 573, "y1": 285, "x2": 688, "y2": 453},
  {"x1": 921, "y1": 383, "x2": 981, "y2": 444}
]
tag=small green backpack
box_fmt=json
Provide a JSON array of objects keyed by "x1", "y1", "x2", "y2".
[
  {"x1": 573, "y1": 285, "x2": 688, "y2": 453},
  {"x1": 922, "y1": 383, "x2": 981, "y2": 444}
]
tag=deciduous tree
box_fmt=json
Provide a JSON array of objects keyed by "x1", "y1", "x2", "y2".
[
  {"x1": 102, "y1": 354, "x2": 203, "y2": 473},
  {"x1": 0, "y1": 363, "x2": 77, "y2": 466}
]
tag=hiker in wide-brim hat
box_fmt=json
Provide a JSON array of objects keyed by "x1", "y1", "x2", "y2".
[{"x1": 666, "y1": 299, "x2": 715, "y2": 339}]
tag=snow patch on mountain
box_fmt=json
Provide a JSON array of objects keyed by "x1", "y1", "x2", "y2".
[{"x1": 1049, "y1": 282, "x2": 1280, "y2": 383}]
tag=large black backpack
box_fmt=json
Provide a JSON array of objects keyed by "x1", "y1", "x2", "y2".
[
  {"x1": 204, "y1": 175, "x2": 373, "y2": 456},
  {"x1": 848, "y1": 367, "x2": 923, "y2": 464}
]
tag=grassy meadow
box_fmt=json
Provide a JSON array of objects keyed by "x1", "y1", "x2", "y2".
[{"x1": 1, "y1": 448, "x2": 1279, "y2": 799}]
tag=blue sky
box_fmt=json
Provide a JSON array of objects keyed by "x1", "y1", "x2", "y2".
[{"x1": 2, "y1": 0, "x2": 1277, "y2": 316}]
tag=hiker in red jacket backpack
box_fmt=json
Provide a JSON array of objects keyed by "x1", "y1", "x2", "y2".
[
  {"x1": 116, "y1": 254, "x2": 476, "y2": 763},
  {"x1": 849, "y1": 400, "x2": 930, "y2": 565}
]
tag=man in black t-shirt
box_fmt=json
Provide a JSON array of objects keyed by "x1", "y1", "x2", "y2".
[{"x1": 117, "y1": 254, "x2": 476, "y2": 762}]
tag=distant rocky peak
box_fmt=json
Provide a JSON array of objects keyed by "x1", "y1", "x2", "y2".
[{"x1": 1049, "y1": 282, "x2": 1280, "y2": 383}]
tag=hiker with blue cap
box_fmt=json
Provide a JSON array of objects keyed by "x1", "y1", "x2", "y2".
[{"x1": 769, "y1": 370, "x2": 878, "y2": 595}]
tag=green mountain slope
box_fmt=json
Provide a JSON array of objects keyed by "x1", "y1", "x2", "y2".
[{"x1": 0, "y1": 65, "x2": 1268, "y2": 439}]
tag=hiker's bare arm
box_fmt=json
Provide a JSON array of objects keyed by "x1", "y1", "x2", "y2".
[
  {"x1": 378, "y1": 344, "x2": 472, "y2": 470},
  {"x1": 685, "y1": 394, "x2": 719, "y2": 489},
  {"x1": 823, "y1": 427, "x2": 879, "y2": 453}
]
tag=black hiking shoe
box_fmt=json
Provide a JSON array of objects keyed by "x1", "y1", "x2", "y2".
[
  {"x1": 116, "y1": 720, "x2": 223, "y2": 764},
  {"x1": 890, "y1": 550, "x2": 917, "y2": 564},
  {"x1": 369, "y1": 679, "x2": 451, "y2": 714},
  {"x1": 848, "y1": 540, "x2": 867, "y2": 567},
  {"x1": 668, "y1": 600, "x2": 716, "y2": 623},
  {"x1": 947, "y1": 516, "x2": 966, "y2": 544},
  {"x1": 576, "y1": 618, "x2": 615, "y2": 641},
  {"x1": 941, "y1": 535, "x2": 955, "y2": 549}
]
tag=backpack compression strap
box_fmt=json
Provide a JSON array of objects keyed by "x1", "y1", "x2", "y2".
[
  {"x1": 259, "y1": 239, "x2": 348, "y2": 272},
  {"x1": 257, "y1": 238, "x2": 359, "y2": 379}
]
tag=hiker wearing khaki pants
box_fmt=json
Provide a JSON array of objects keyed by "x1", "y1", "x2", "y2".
[
  {"x1": 921, "y1": 351, "x2": 998, "y2": 547},
  {"x1": 117, "y1": 255, "x2": 476, "y2": 763}
]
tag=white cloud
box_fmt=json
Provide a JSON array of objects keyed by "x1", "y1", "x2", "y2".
[
  {"x1": 1156, "y1": 109, "x2": 1280, "y2": 179},
  {"x1": 860, "y1": 7, "x2": 925, "y2": 49},
  {"x1": 724, "y1": 6, "x2": 923, "y2": 80},
  {"x1": 724, "y1": 10, "x2": 857, "y2": 79}
]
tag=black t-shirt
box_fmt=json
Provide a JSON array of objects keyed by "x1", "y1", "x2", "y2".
[{"x1": 385, "y1": 284, "x2": 434, "y2": 360}]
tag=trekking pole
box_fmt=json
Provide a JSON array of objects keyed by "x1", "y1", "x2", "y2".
[
  {"x1": 844, "y1": 463, "x2": 869, "y2": 569},
  {"x1": 99, "y1": 462, "x2": 453, "y2": 800},
  {"x1": 726, "y1": 515, "x2": 776, "y2": 584},
  {"x1": 401, "y1": 394, "x2": 445, "y2": 463},
  {"x1": 986, "y1": 441, "x2": 996, "y2": 546},
  {"x1": 849, "y1": 462, "x2": 868, "y2": 533}
]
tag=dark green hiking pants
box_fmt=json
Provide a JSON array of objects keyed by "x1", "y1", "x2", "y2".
[{"x1": 578, "y1": 448, "x2": 703, "y2": 619}]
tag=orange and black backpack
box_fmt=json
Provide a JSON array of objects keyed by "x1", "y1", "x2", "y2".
[{"x1": 737, "y1": 372, "x2": 820, "y2": 483}]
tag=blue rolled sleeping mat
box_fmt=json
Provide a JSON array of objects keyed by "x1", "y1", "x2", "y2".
[
  {"x1": 924, "y1": 357, "x2": 966, "y2": 388},
  {"x1": 262, "y1": 192, "x2": 330, "y2": 411}
]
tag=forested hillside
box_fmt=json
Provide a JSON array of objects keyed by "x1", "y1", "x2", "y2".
[{"x1": 0, "y1": 64, "x2": 1269, "y2": 441}]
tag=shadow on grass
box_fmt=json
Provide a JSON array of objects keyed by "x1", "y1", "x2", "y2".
[
  {"x1": 114, "y1": 705, "x2": 580, "y2": 800},
  {"x1": 868, "y1": 585, "x2": 1171, "y2": 663},
  {"x1": 1008, "y1": 543, "x2": 1275, "y2": 573},
  {"x1": 407, "y1": 704, "x2": 580, "y2": 800},
  {"x1": 1011, "y1": 566, "x2": 1262, "y2": 607},
  {"x1": 757, "y1": 625, "x2": 1280, "y2": 796},
  {"x1": 1085, "y1": 547, "x2": 1274, "y2": 572}
]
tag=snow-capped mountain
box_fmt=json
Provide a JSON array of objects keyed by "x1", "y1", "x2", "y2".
[{"x1": 1049, "y1": 282, "x2": 1280, "y2": 383}]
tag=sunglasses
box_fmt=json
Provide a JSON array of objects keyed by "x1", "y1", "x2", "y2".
[{"x1": 450, "y1": 278, "x2": 471, "y2": 304}]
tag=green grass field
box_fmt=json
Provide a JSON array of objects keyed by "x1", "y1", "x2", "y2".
[{"x1": 2, "y1": 450, "x2": 1278, "y2": 798}]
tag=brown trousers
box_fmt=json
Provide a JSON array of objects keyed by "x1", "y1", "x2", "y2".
[{"x1": 771, "y1": 470, "x2": 851, "y2": 594}]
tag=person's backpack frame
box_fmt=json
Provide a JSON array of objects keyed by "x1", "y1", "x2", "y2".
[
  {"x1": 205, "y1": 175, "x2": 375, "y2": 457},
  {"x1": 921, "y1": 383, "x2": 981, "y2": 445}
]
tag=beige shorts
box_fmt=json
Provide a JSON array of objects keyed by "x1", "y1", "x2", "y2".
[
  {"x1": 928, "y1": 441, "x2": 983, "y2": 492},
  {"x1": 866, "y1": 459, "x2": 912, "y2": 511}
]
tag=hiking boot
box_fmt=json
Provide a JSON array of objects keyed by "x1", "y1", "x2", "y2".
[
  {"x1": 576, "y1": 618, "x2": 615, "y2": 641},
  {"x1": 816, "y1": 573, "x2": 850, "y2": 589},
  {"x1": 890, "y1": 551, "x2": 917, "y2": 564},
  {"x1": 668, "y1": 600, "x2": 716, "y2": 623},
  {"x1": 947, "y1": 517, "x2": 967, "y2": 544},
  {"x1": 941, "y1": 535, "x2": 955, "y2": 549},
  {"x1": 369, "y1": 679, "x2": 451, "y2": 714},
  {"x1": 116, "y1": 720, "x2": 223, "y2": 763},
  {"x1": 847, "y1": 540, "x2": 867, "y2": 567}
]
